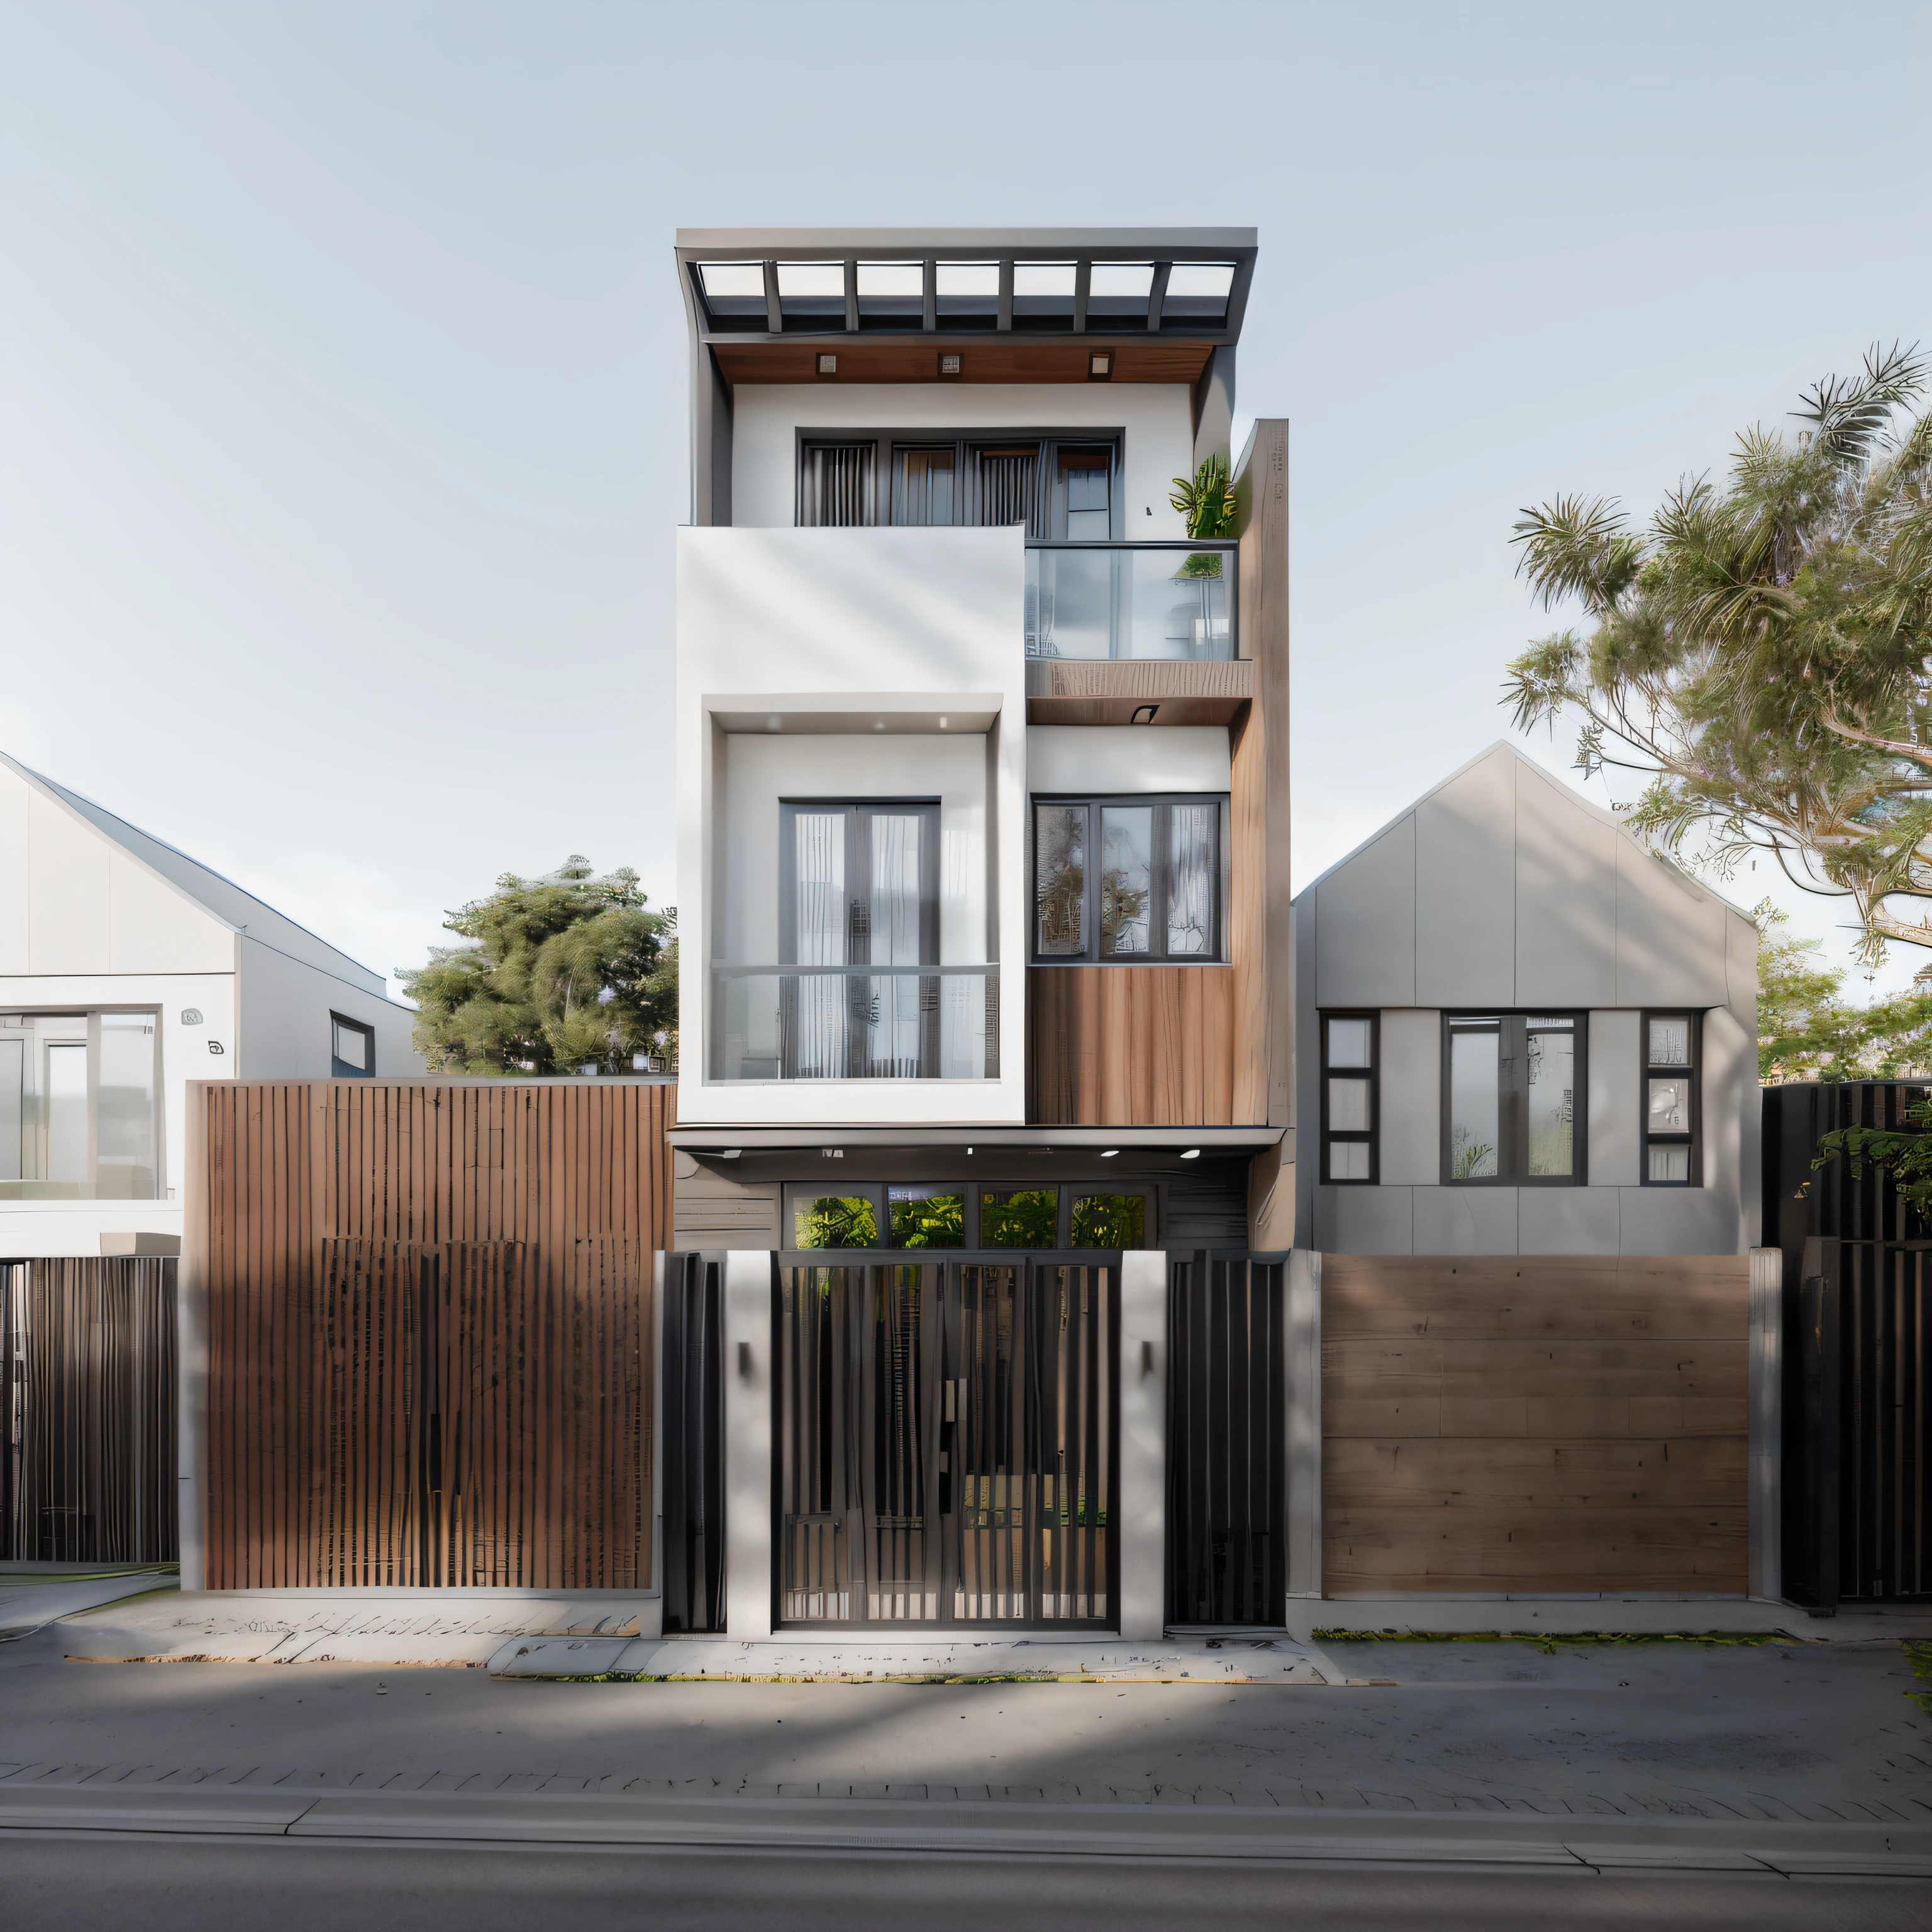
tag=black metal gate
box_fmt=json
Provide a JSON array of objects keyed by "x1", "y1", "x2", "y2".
[
  {"x1": 0, "y1": 1257, "x2": 177, "y2": 1565},
  {"x1": 660, "y1": 1253, "x2": 725, "y2": 1631},
  {"x1": 1166, "y1": 1250, "x2": 1285, "y2": 1627},
  {"x1": 775, "y1": 1252, "x2": 1116, "y2": 1628},
  {"x1": 1789, "y1": 1236, "x2": 1932, "y2": 1606}
]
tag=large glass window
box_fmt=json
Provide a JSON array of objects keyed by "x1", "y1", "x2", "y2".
[
  {"x1": 1442, "y1": 1014, "x2": 1584, "y2": 1185},
  {"x1": 331, "y1": 1013, "x2": 375, "y2": 1079},
  {"x1": 797, "y1": 433, "x2": 1120, "y2": 536},
  {"x1": 1032, "y1": 796, "x2": 1227, "y2": 964},
  {"x1": 1642, "y1": 1013, "x2": 1699, "y2": 1185},
  {"x1": 1321, "y1": 1013, "x2": 1377, "y2": 1183},
  {"x1": 0, "y1": 1011, "x2": 158, "y2": 1201}
]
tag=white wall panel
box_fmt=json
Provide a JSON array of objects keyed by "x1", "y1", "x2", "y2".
[
  {"x1": 1614, "y1": 840, "x2": 1729, "y2": 1007},
  {"x1": 108, "y1": 852, "x2": 233, "y2": 974},
  {"x1": 1619, "y1": 1186, "x2": 1740, "y2": 1256},
  {"x1": 234, "y1": 938, "x2": 423, "y2": 1082},
  {"x1": 731, "y1": 384, "x2": 1196, "y2": 534},
  {"x1": 1313, "y1": 819, "x2": 1416, "y2": 1009},
  {"x1": 1413, "y1": 1185, "x2": 1519, "y2": 1255},
  {"x1": 1589, "y1": 1010, "x2": 1641, "y2": 1186},
  {"x1": 27, "y1": 791, "x2": 111, "y2": 974},
  {"x1": 1518, "y1": 1186, "x2": 1621, "y2": 1255},
  {"x1": 1377, "y1": 1008, "x2": 1440, "y2": 1185},
  {"x1": 1321, "y1": 1183, "x2": 1414, "y2": 1255},
  {"x1": 1413, "y1": 750, "x2": 1516, "y2": 1007},
  {"x1": 0, "y1": 767, "x2": 30, "y2": 974},
  {"x1": 1515, "y1": 762, "x2": 1619, "y2": 1006},
  {"x1": 1026, "y1": 726, "x2": 1230, "y2": 796}
]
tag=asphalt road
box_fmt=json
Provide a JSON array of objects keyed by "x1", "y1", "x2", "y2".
[{"x1": 3, "y1": 1628, "x2": 1928, "y2": 1926}]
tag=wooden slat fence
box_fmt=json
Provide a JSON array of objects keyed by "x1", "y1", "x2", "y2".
[
  {"x1": 1322, "y1": 1254, "x2": 1750, "y2": 1594},
  {"x1": 200, "y1": 1080, "x2": 672, "y2": 1590}
]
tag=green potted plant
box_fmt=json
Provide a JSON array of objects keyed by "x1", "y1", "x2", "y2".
[{"x1": 1169, "y1": 453, "x2": 1236, "y2": 577}]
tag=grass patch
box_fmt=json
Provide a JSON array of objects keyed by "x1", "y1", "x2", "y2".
[
  {"x1": 1313, "y1": 1628, "x2": 1782, "y2": 1657},
  {"x1": 1904, "y1": 1640, "x2": 1932, "y2": 1718}
]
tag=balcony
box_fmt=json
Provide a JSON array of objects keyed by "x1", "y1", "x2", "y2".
[
  {"x1": 712, "y1": 965, "x2": 999, "y2": 1082},
  {"x1": 1025, "y1": 541, "x2": 1236, "y2": 662}
]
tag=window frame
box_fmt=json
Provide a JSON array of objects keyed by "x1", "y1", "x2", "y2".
[
  {"x1": 330, "y1": 1012, "x2": 376, "y2": 1079},
  {"x1": 1438, "y1": 1010, "x2": 1588, "y2": 1187},
  {"x1": 1319, "y1": 1010, "x2": 1379, "y2": 1185},
  {"x1": 1640, "y1": 1009, "x2": 1701, "y2": 1187},
  {"x1": 1030, "y1": 792, "x2": 1231, "y2": 966},
  {"x1": 794, "y1": 428, "x2": 1123, "y2": 535}
]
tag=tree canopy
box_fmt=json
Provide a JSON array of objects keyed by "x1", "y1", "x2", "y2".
[
  {"x1": 1755, "y1": 901, "x2": 1932, "y2": 1082},
  {"x1": 1506, "y1": 345, "x2": 1932, "y2": 963},
  {"x1": 399, "y1": 857, "x2": 676, "y2": 1075}
]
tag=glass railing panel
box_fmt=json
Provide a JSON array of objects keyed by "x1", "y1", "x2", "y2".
[
  {"x1": 1025, "y1": 543, "x2": 1236, "y2": 660},
  {"x1": 711, "y1": 966, "x2": 999, "y2": 1082}
]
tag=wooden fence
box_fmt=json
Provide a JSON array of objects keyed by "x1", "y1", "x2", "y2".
[
  {"x1": 195, "y1": 1079, "x2": 674, "y2": 1591},
  {"x1": 1322, "y1": 1254, "x2": 1750, "y2": 1594}
]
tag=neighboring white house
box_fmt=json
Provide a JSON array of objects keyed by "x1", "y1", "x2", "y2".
[
  {"x1": 0, "y1": 750, "x2": 422, "y2": 1258},
  {"x1": 1293, "y1": 741, "x2": 1759, "y2": 1257}
]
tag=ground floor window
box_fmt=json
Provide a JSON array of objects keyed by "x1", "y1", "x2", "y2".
[
  {"x1": 1441, "y1": 1012, "x2": 1584, "y2": 1185},
  {"x1": 784, "y1": 1180, "x2": 1154, "y2": 1250},
  {"x1": 0, "y1": 1009, "x2": 160, "y2": 1200}
]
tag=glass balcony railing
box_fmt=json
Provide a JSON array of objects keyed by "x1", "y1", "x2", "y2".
[
  {"x1": 1025, "y1": 541, "x2": 1237, "y2": 661},
  {"x1": 711, "y1": 965, "x2": 999, "y2": 1082}
]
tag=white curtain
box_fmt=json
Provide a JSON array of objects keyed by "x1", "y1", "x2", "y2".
[
  {"x1": 869, "y1": 813, "x2": 924, "y2": 1077},
  {"x1": 1166, "y1": 805, "x2": 1214, "y2": 956},
  {"x1": 794, "y1": 813, "x2": 846, "y2": 1077}
]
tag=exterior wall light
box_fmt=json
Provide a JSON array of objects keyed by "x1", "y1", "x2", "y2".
[
  {"x1": 1131, "y1": 704, "x2": 1160, "y2": 724},
  {"x1": 816, "y1": 353, "x2": 837, "y2": 375},
  {"x1": 938, "y1": 352, "x2": 962, "y2": 377},
  {"x1": 720, "y1": 1148, "x2": 741, "y2": 1159},
  {"x1": 1089, "y1": 351, "x2": 1113, "y2": 380}
]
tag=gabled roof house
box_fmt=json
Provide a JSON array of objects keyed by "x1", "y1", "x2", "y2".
[
  {"x1": 1, "y1": 750, "x2": 421, "y2": 1256},
  {"x1": 1293, "y1": 741, "x2": 1759, "y2": 1256}
]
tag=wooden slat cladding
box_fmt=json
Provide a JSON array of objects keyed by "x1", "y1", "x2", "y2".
[
  {"x1": 1321, "y1": 1254, "x2": 1750, "y2": 1595},
  {"x1": 1027, "y1": 966, "x2": 1241, "y2": 1125},
  {"x1": 200, "y1": 1080, "x2": 672, "y2": 1590},
  {"x1": 1026, "y1": 658, "x2": 1254, "y2": 726}
]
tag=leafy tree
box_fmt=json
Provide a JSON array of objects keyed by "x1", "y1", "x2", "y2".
[
  {"x1": 1506, "y1": 345, "x2": 1932, "y2": 963},
  {"x1": 794, "y1": 1194, "x2": 877, "y2": 1248},
  {"x1": 1814, "y1": 1097, "x2": 1932, "y2": 1220},
  {"x1": 1755, "y1": 899, "x2": 1932, "y2": 1080},
  {"x1": 399, "y1": 857, "x2": 675, "y2": 1075}
]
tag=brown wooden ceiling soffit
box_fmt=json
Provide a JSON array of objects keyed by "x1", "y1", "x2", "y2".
[{"x1": 713, "y1": 341, "x2": 1213, "y2": 387}]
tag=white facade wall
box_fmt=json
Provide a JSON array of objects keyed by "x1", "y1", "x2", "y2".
[
  {"x1": 1295, "y1": 743, "x2": 1760, "y2": 1257},
  {"x1": 730, "y1": 384, "x2": 1198, "y2": 535},
  {"x1": 676, "y1": 525, "x2": 1028, "y2": 1126},
  {"x1": 1026, "y1": 725, "x2": 1231, "y2": 797}
]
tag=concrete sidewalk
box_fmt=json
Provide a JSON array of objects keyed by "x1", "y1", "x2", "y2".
[{"x1": 0, "y1": 1565, "x2": 178, "y2": 1641}]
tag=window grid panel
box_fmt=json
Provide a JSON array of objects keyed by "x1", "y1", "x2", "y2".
[
  {"x1": 1641, "y1": 1010, "x2": 1699, "y2": 1187},
  {"x1": 1321, "y1": 1011, "x2": 1378, "y2": 1185},
  {"x1": 1030, "y1": 794, "x2": 1226, "y2": 965},
  {"x1": 1441, "y1": 1013, "x2": 1587, "y2": 1187}
]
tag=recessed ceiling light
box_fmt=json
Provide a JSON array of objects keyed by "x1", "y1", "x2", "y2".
[
  {"x1": 874, "y1": 721, "x2": 886, "y2": 730},
  {"x1": 1089, "y1": 351, "x2": 1113, "y2": 380},
  {"x1": 817, "y1": 353, "x2": 837, "y2": 375},
  {"x1": 1099, "y1": 1148, "x2": 1119, "y2": 1158},
  {"x1": 1180, "y1": 1148, "x2": 1201, "y2": 1160},
  {"x1": 938, "y1": 716, "x2": 948, "y2": 729},
  {"x1": 938, "y1": 352, "x2": 962, "y2": 377},
  {"x1": 720, "y1": 1148, "x2": 741, "y2": 1160}
]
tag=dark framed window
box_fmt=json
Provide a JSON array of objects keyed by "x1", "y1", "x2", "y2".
[
  {"x1": 1641, "y1": 1011, "x2": 1700, "y2": 1185},
  {"x1": 797, "y1": 430, "x2": 1121, "y2": 535},
  {"x1": 1321, "y1": 1012, "x2": 1377, "y2": 1183},
  {"x1": 330, "y1": 1013, "x2": 375, "y2": 1079},
  {"x1": 1032, "y1": 794, "x2": 1228, "y2": 965},
  {"x1": 1441, "y1": 1013, "x2": 1585, "y2": 1185},
  {"x1": 782, "y1": 1180, "x2": 1155, "y2": 1250}
]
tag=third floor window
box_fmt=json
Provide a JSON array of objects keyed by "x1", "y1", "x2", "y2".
[{"x1": 797, "y1": 434, "x2": 1120, "y2": 537}]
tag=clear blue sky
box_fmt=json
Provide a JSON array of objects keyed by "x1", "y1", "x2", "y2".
[{"x1": 4, "y1": 2, "x2": 1929, "y2": 1000}]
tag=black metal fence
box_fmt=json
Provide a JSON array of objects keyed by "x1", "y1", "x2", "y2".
[
  {"x1": 660, "y1": 1253, "x2": 725, "y2": 1632},
  {"x1": 1766, "y1": 1083, "x2": 1932, "y2": 1606},
  {"x1": 0, "y1": 1257, "x2": 177, "y2": 1565},
  {"x1": 1166, "y1": 1250, "x2": 1286, "y2": 1628}
]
